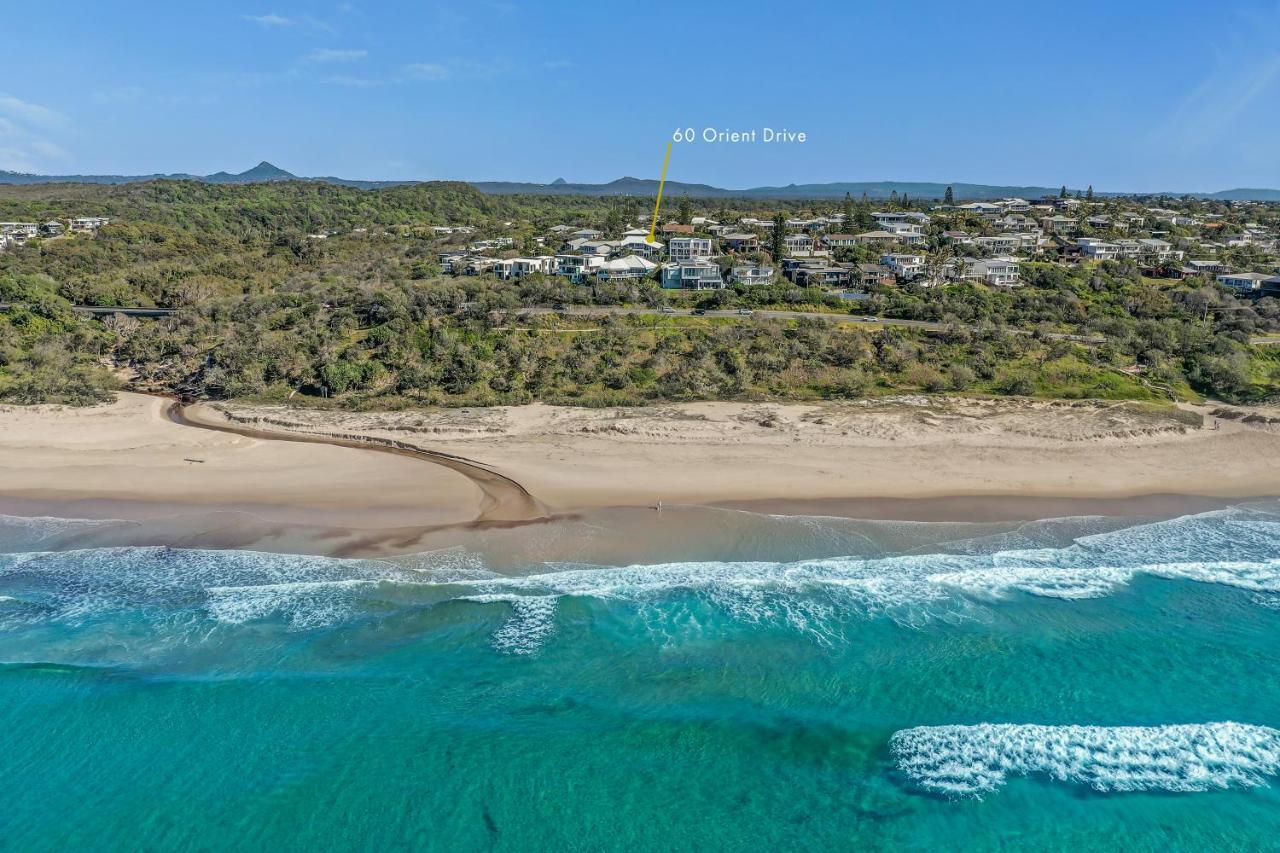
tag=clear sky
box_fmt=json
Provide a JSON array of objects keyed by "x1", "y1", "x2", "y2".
[{"x1": 3, "y1": 1, "x2": 1280, "y2": 192}]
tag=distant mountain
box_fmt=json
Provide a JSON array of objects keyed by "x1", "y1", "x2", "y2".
[
  {"x1": 0, "y1": 161, "x2": 413, "y2": 190},
  {"x1": 1202, "y1": 188, "x2": 1280, "y2": 202},
  {"x1": 1, "y1": 163, "x2": 1279, "y2": 201}
]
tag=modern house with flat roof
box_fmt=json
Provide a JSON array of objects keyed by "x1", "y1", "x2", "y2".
[
  {"x1": 668, "y1": 237, "x2": 714, "y2": 262},
  {"x1": 729, "y1": 265, "x2": 774, "y2": 286},
  {"x1": 1216, "y1": 272, "x2": 1272, "y2": 294},
  {"x1": 660, "y1": 261, "x2": 724, "y2": 290}
]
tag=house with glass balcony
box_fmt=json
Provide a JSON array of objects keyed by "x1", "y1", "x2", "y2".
[
  {"x1": 660, "y1": 261, "x2": 725, "y2": 290},
  {"x1": 668, "y1": 237, "x2": 714, "y2": 262},
  {"x1": 729, "y1": 266, "x2": 774, "y2": 286}
]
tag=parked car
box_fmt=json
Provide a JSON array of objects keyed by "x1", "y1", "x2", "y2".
[{"x1": 692, "y1": 308, "x2": 707, "y2": 316}]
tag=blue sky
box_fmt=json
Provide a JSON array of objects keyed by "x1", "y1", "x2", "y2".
[{"x1": 3, "y1": 1, "x2": 1280, "y2": 191}]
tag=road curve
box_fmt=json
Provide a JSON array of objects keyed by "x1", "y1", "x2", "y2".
[{"x1": 166, "y1": 400, "x2": 548, "y2": 525}]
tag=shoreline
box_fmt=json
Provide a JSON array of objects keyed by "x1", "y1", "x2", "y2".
[{"x1": 1, "y1": 392, "x2": 1279, "y2": 559}]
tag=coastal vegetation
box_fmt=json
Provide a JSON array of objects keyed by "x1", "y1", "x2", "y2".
[{"x1": 1, "y1": 180, "x2": 1277, "y2": 407}]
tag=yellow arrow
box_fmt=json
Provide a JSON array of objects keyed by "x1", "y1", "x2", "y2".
[{"x1": 647, "y1": 141, "x2": 673, "y2": 244}]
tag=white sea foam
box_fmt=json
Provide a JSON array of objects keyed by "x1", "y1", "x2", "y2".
[
  {"x1": 462, "y1": 594, "x2": 559, "y2": 655},
  {"x1": 3, "y1": 506, "x2": 1280, "y2": 653},
  {"x1": 205, "y1": 580, "x2": 376, "y2": 629},
  {"x1": 891, "y1": 722, "x2": 1280, "y2": 797}
]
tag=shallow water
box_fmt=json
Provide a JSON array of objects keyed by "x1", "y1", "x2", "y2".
[{"x1": 3, "y1": 503, "x2": 1280, "y2": 850}]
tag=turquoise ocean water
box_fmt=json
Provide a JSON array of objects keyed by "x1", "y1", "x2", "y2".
[{"x1": 3, "y1": 503, "x2": 1280, "y2": 851}]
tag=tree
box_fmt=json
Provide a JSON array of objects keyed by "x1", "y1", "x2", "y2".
[
  {"x1": 1086, "y1": 185, "x2": 1094, "y2": 201},
  {"x1": 944, "y1": 185, "x2": 955, "y2": 205},
  {"x1": 604, "y1": 204, "x2": 624, "y2": 237},
  {"x1": 889, "y1": 190, "x2": 900, "y2": 209},
  {"x1": 1060, "y1": 185, "x2": 1069, "y2": 199},
  {"x1": 842, "y1": 193, "x2": 855, "y2": 231},
  {"x1": 769, "y1": 212, "x2": 786, "y2": 261},
  {"x1": 677, "y1": 195, "x2": 693, "y2": 225}
]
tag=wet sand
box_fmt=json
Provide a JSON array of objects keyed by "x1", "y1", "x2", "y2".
[{"x1": 2, "y1": 393, "x2": 1279, "y2": 563}]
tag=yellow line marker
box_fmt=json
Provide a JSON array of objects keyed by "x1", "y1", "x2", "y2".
[{"x1": 647, "y1": 141, "x2": 673, "y2": 243}]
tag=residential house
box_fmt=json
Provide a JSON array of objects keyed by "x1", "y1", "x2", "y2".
[
  {"x1": 493, "y1": 256, "x2": 556, "y2": 280},
  {"x1": 822, "y1": 233, "x2": 861, "y2": 249},
  {"x1": 1041, "y1": 215, "x2": 1077, "y2": 235},
  {"x1": 618, "y1": 235, "x2": 664, "y2": 258},
  {"x1": 881, "y1": 253, "x2": 925, "y2": 281},
  {"x1": 69, "y1": 216, "x2": 110, "y2": 233},
  {"x1": 596, "y1": 256, "x2": 658, "y2": 281},
  {"x1": 668, "y1": 237, "x2": 714, "y2": 262},
  {"x1": 881, "y1": 221, "x2": 926, "y2": 244},
  {"x1": 464, "y1": 256, "x2": 500, "y2": 276},
  {"x1": 1136, "y1": 238, "x2": 1183, "y2": 265},
  {"x1": 857, "y1": 263, "x2": 895, "y2": 287},
  {"x1": 1076, "y1": 237, "x2": 1121, "y2": 261},
  {"x1": 793, "y1": 265, "x2": 852, "y2": 287},
  {"x1": 438, "y1": 251, "x2": 469, "y2": 273},
  {"x1": 729, "y1": 266, "x2": 775, "y2": 286},
  {"x1": 1216, "y1": 272, "x2": 1272, "y2": 295},
  {"x1": 0, "y1": 220, "x2": 38, "y2": 244},
  {"x1": 660, "y1": 223, "x2": 695, "y2": 235},
  {"x1": 960, "y1": 257, "x2": 1021, "y2": 287},
  {"x1": 956, "y1": 202, "x2": 1002, "y2": 217},
  {"x1": 470, "y1": 237, "x2": 514, "y2": 252},
  {"x1": 39, "y1": 221, "x2": 64, "y2": 237},
  {"x1": 720, "y1": 232, "x2": 760, "y2": 253},
  {"x1": 853, "y1": 230, "x2": 901, "y2": 246},
  {"x1": 576, "y1": 240, "x2": 617, "y2": 256},
  {"x1": 1178, "y1": 259, "x2": 1226, "y2": 277},
  {"x1": 660, "y1": 261, "x2": 724, "y2": 290},
  {"x1": 555, "y1": 254, "x2": 605, "y2": 281},
  {"x1": 570, "y1": 228, "x2": 603, "y2": 240},
  {"x1": 976, "y1": 234, "x2": 1022, "y2": 256}
]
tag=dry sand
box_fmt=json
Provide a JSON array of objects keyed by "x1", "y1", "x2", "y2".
[
  {"x1": 205, "y1": 396, "x2": 1280, "y2": 511},
  {"x1": 0, "y1": 393, "x2": 482, "y2": 527},
  {"x1": 2, "y1": 393, "x2": 1279, "y2": 531}
]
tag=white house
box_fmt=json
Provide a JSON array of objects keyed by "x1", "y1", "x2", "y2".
[
  {"x1": 881, "y1": 253, "x2": 925, "y2": 281},
  {"x1": 597, "y1": 255, "x2": 658, "y2": 281},
  {"x1": 730, "y1": 266, "x2": 775, "y2": 286},
  {"x1": 618, "y1": 235, "x2": 664, "y2": 258},
  {"x1": 963, "y1": 257, "x2": 1022, "y2": 287},
  {"x1": 493, "y1": 256, "x2": 556, "y2": 279},
  {"x1": 668, "y1": 237, "x2": 714, "y2": 262},
  {"x1": 555, "y1": 254, "x2": 605, "y2": 280},
  {"x1": 975, "y1": 235, "x2": 1021, "y2": 256},
  {"x1": 1077, "y1": 237, "x2": 1121, "y2": 261},
  {"x1": 69, "y1": 216, "x2": 110, "y2": 233}
]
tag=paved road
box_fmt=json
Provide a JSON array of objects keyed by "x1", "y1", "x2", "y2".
[{"x1": 0, "y1": 303, "x2": 179, "y2": 318}]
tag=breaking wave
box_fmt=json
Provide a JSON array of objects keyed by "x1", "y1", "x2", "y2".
[
  {"x1": 2, "y1": 505, "x2": 1279, "y2": 655},
  {"x1": 890, "y1": 722, "x2": 1280, "y2": 797}
]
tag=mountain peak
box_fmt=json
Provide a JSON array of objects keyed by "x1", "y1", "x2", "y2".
[
  {"x1": 550, "y1": 177, "x2": 567, "y2": 185},
  {"x1": 238, "y1": 161, "x2": 294, "y2": 179}
]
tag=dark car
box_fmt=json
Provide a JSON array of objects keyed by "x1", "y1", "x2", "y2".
[{"x1": 692, "y1": 308, "x2": 707, "y2": 316}]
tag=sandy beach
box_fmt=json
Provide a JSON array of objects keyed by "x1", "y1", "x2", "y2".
[{"x1": 2, "y1": 392, "x2": 1279, "y2": 539}]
